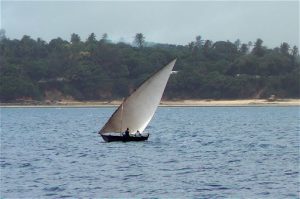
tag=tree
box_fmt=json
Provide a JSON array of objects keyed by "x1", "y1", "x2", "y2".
[
  {"x1": 188, "y1": 42, "x2": 195, "y2": 52},
  {"x1": 252, "y1": 38, "x2": 265, "y2": 57},
  {"x1": 100, "y1": 33, "x2": 108, "y2": 43},
  {"x1": 0, "y1": 76, "x2": 41, "y2": 101},
  {"x1": 86, "y1": 33, "x2": 97, "y2": 52},
  {"x1": 0, "y1": 29, "x2": 6, "y2": 41},
  {"x1": 280, "y1": 42, "x2": 290, "y2": 55},
  {"x1": 134, "y1": 33, "x2": 145, "y2": 48},
  {"x1": 195, "y1": 35, "x2": 203, "y2": 49},
  {"x1": 48, "y1": 37, "x2": 68, "y2": 52},
  {"x1": 203, "y1": 40, "x2": 212, "y2": 49},
  {"x1": 234, "y1": 39, "x2": 241, "y2": 49},
  {"x1": 70, "y1": 33, "x2": 81, "y2": 44},
  {"x1": 212, "y1": 41, "x2": 238, "y2": 60},
  {"x1": 240, "y1": 43, "x2": 248, "y2": 54},
  {"x1": 248, "y1": 41, "x2": 253, "y2": 49},
  {"x1": 87, "y1": 33, "x2": 96, "y2": 43},
  {"x1": 291, "y1": 46, "x2": 299, "y2": 57},
  {"x1": 291, "y1": 45, "x2": 299, "y2": 64},
  {"x1": 18, "y1": 35, "x2": 37, "y2": 58},
  {"x1": 203, "y1": 40, "x2": 212, "y2": 56}
]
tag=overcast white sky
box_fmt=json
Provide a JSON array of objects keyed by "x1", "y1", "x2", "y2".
[{"x1": 1, "y1": 1, "x2": 299, "y2": 47}]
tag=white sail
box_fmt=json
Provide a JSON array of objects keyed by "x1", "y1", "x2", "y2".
[{"x1": 100, "y1": 59, "x2": 176, "y2": 134}]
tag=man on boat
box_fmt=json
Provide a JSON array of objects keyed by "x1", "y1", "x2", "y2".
[{"x1": 124, "y1": 128, "x2": 130, "y2": 138}]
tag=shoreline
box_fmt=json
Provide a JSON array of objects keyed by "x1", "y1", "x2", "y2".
[{"x1": 1, "y1": 99, "x2": 299, "y2": 108}]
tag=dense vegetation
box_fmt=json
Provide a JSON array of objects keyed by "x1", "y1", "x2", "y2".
[{"x1": 0, "y1": 31, "x2": 299, "y2": 102}]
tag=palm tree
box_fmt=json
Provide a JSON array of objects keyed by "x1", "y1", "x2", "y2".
[
  {"x1": 280, "y1": 42, "x2": 290, "y2": 55},
  {"x1": 134, "y1": 33, "x2": 145, "y2": 48},
  {"x1": 87, "y1": 33, "x2": 96, "y2": 43},
  {"x1": 71, "y1": 33, "x2": 80, "y2": 44},
  {"x1": 101, "y1": 33, "x2": 108, "y2": 43},
  {"x1": 252, "y1": 38, "x2": 265, "y2": 57},
  {"x1": 195, "y1": 35, "x2": 203, "y2": 49}
]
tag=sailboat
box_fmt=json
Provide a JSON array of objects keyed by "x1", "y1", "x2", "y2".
[{"x1": 98, "y1": 59, "x2": 177, "y2": 142}]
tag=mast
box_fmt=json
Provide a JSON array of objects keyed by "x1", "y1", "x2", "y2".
[{"x1": 120, "y1": 99, "x2": 124, "y2": 132}]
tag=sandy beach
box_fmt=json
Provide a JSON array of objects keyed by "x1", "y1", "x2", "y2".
[
  {"x1": 1, "y1": 99, "x2": 299, "y2": 107},
  {"x1": 160, "y1": 99, "x2": 300, "y2": 107}
]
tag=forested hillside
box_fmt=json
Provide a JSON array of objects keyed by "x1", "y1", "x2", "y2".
[{"x1": 0, "y1": 32, "x2": 299, "y2": 102}]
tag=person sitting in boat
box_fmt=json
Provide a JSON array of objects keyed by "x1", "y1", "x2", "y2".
[
  {"x1": 136, "y1": 130, "x2": 141, "y2": 137},
  {"x1": 124, "y1": 128, "x2": 130, "y2": 138}
]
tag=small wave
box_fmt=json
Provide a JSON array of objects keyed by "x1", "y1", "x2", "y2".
[
  {"x1": 20, "y1": 163, "x2": 32, "y2": 168},
  {"x1": 259, "y1": 191, "x2": 270, "y2": 195},
  {"x1": 44, "y1": 193, "x2": 58, "y2": 197},
  {"x1": 33, "y1": 177, "x2": 43, "y2": 183},
  {"x1": 78, "y1": 153, "x2": 88, "y2": 157},
  {"x1": 206, "y1": 184, "x2": 229, "y2": 190},
  {"x1": 259, "y1": 143, "x2": 270, "y2": 148},
  {"x1": 124, "y1": 173, "x2": 143, "y2": 178},
  {"x1": 258, "y1": 181, "x2": 276, "y2": 185},
  {"x1": 240, "y1": 187, "x2": 251, "y2": 190},
  {"x1": 196, "y1": 188, "x2": 211, "y2": 192},
  {"x1": 284, "y1": 171, "x2": 299, "y2": 176},
  {"x1": 202, "y1": 141, "x2": 214, "y2": 146},
  {"x1": 207, "y1": 184, "x2": 222, "y2": 187},
  {"x1": 228, "y1": 159, "x2": 241, "y2": 163},
  {"x1": 177, "y1": 170, "x2": 193, "y2": 175},
  {"x1": 1, "y1": 162, "x2": 12, "y2": 167},
  {"x1": 247, "y1": 143, "x2": 256, "y2": 148},
  {"x1": 197, "y1": 185, "x2": 229, "y2": 192},
  {"x1": 163, "y1": 159, "x2": 179, "y2": 164},
  {"x1": 60, "y1": 195, "x2": 73, "y2": 198},
  {"x1": 284, "y1": 193, "x2": 298, "y2": 198},
  {"x1": 43, "y1": 186, "x2": 65, "y2": 192}
]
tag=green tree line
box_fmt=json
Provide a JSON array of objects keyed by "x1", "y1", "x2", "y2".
[{"x1": 0, "y1": 31, "x2": 299, "y2": 102}]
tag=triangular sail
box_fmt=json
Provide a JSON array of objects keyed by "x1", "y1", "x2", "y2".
[{"x1": 100, "y1": 59, "x2": 176, "y2": 134}]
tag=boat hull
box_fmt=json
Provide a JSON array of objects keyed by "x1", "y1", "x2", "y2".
[{"x1": 101, "y1": 134, "x2": 149, "y2": 142}]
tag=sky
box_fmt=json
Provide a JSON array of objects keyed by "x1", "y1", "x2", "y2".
[{"x1": 1, "y1": 0, "x2": 299, "y2": 48}]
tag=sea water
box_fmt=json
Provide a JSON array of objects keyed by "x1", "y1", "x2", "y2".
[{"x1": 1, "y1": 107, "x2": 299, "y2": 198}]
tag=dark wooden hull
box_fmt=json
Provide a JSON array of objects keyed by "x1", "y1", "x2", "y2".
[{"x1": 101, "y1": 134, "x2": 149, "y2": 142}]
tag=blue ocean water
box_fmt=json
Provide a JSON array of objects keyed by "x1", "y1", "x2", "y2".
[{"x1": 0, "y1": 107, "x2": 299, "y2": 198}]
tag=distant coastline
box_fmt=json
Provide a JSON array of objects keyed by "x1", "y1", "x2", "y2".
[
  {"x1": 1, "y1": 99, "x2": 299, "y2": 108},
  {"x1": 2, "y1": 35, "x2": 300, "y2": 103}
]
